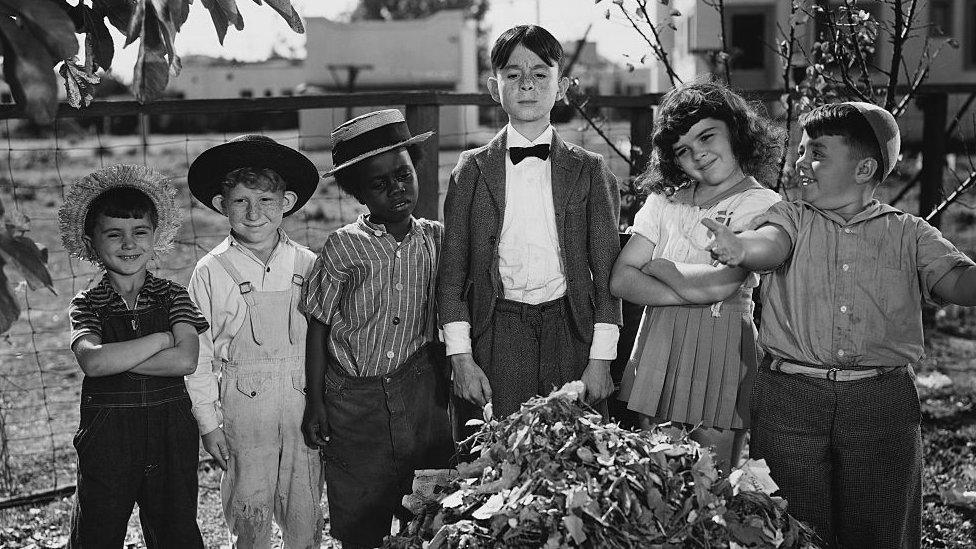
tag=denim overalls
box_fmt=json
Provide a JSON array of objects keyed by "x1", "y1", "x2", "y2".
[
  {"x1": 69, "y1": 297, "x2": 203, "y2": 548},
  {"x1": 212, "y1": 253, "x2": 324, "y2": 549}
]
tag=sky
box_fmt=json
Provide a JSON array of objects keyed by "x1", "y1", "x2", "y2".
[{"x1": 106, "y1": 0, "x2": 652, "y2": 81}]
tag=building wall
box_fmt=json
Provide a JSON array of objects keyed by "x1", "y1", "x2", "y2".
[
  {"x1": 168, "y1": 60, "x2": 306, "y2": 99},
  {"x1": 300, "y1": 10, "x2": 478, "y2": 149}
]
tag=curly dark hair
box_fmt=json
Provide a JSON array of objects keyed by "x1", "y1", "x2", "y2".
[{"x1": 636, "y1": 79, "x2": 783, "y2": 196}]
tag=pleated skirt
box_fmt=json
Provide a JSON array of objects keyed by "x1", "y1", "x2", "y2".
[{"x1": 618, "y1": 297, "x2": 758, "y2": 430}]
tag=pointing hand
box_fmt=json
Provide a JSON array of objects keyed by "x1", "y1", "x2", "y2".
[{"x1": 701, "y1": 218, "x2": 745, "y2": 266}]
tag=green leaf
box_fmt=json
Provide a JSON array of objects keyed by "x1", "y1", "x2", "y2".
[
  {"x1": 94, "y1": 0, "x2": 136, "y2": 36},
  {"x1": 60, "y1": 62, "x2": 100, "y2": 108},
  {"x1": 200, "y1": 0, "x2": 244, "y2": 45},
  {"x1": 0, "y1": 256, "x2": 19, "y2": 335},
  {"x1": 258, "y1": 0, "x2": 305, "y2": 34},
  {"x1": 0, "y1": 17, "x2": 59, "y2": 124},
  {"x1": 79, "y1": 4, "x2": 115, "y2": 71},
  {"x1": 561, "y1": 514, "x2": 586, "y2": 545},
  {"x1": 0, "y1": 0, "x2": 79, "y2": 59},
  {"x1": 125, "y1": 0, "x2": 146, "y2": 47},
  {"x1": 0, "y1": 228, "x2": 54, "y2": 293}
]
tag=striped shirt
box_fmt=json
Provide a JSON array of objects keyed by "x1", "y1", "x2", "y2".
[
  {"x1": 300, "y1": 214, "x2": 441, "y2": 377},
  {"x1": 69, "y1": 271, "x2": 209, "y2": 346}
]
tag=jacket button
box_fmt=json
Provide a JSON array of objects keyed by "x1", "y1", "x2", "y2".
[{"x1": 392, "y1": 316, "x2": 400, "y2": 325}]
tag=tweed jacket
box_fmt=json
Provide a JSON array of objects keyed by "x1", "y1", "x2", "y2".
[{"x1": 438, "y1": 127, "x2": 622, "y2": 342}]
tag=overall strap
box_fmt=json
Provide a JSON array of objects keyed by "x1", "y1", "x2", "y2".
[
  {"x1": 288, "y1": 252, "x2": 306, "y2": 345},
  {"x1": 211, "y1": 251, "x2": 263, "y2": 345}
]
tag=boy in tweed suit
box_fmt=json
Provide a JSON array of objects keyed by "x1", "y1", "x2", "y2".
[
  {"x1": 438, "y1": 25, "x2": 622, "y2": 426},
  {"x1": 706, "y1": 102, "x2": 976, "y2": 548}
]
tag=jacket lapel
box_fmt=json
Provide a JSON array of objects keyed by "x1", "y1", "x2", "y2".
[
  {"x1": 476, "y1": 128, "x2": 509, "y2": 215},
  {"x1": 549, "y1": 131, "x2": 582, "y2": 220}
]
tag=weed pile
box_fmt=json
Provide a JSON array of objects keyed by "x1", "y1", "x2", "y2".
[{"x1": 385, "y1": 382, "x2": 820, "y2": 548}]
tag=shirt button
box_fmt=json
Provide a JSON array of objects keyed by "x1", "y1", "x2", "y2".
[
  {"x1": 386, "y1": 351, "x2": 395, "y2": 359},
  {"x1": 844, "y1": 228, "x2": 853, "y2": 234},
  {"x1": 396, "y1": 250, "x2": 402, "y2": 258},
  {"x1": 266, "y1": 267, "x2": 270, "y2": 273},
  {"x1": 395, "y1": 283, "x2": 403, "y2": 291},
  {"x1": 373, "y1": 229, "x2": 383, "y2": 237},
  {"x1": 842, "y1": 264, "x2": 850, "y2": 271},
  {"x1": 250, "y1": 391, "x2": 257, "y2": 397},
  {"x1": 392, "y1": 316, "x2": 400, "y2": 325},
  {"x1": 840, "y1": 305, "x2": 848, "y2": 313},
  {"x1": 837, "y1": 349, "x2": 846, "y2": 357}
]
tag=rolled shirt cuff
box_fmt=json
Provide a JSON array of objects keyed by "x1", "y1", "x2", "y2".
[
  {"x1": 443, "y1": 321, "x2": 473, "y2": 356},
  {"x1": 191, "y1": 403, "x2": 222, "y2": 436},
  {"x1": 589, "y1": 322, "x2": 620, "y2": 360}
]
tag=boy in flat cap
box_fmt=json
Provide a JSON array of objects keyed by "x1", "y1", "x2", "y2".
[
  {"x1": 705, "y1": 102, "x2": 976, "y2": 548},
  {"x1": 60, "y1": 164, "x2": 208, "y2": 547},
  {"x1": 185, "y1": 135, "x2": 324, "y2": 548},
  {"x1": 300, "y1": 109, "x2": 453, "y2": 548}
]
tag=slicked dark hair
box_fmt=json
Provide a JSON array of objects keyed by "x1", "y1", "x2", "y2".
[
  {"x1": 799, "y1": 103, "x2": 884, "y2": 183},
  {"x1": 490, "y1": 25, "x2": 563, "y2": 72},
  {"x1": 84, "y1": 187, "x2": 158, "y2": 237},
  {"x1": 638, "y1": 78, "x2": 783, "y2": 195},
  {"x1": 332, "y1": 145, "x2": 424, "y2": 200}
]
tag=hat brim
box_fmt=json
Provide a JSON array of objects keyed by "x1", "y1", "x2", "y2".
[
  {"x1": 188, "y1": 140, "x2": 320, "y2": 216},
  {"x1": 322, "y1": 131, "x2": 434, "y2": 178}
]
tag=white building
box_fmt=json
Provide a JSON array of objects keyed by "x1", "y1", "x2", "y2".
[
  {"x1": 167, "y1": 55, "x2": 306, "y2": 99},
  {"x1": 300, "y1": 10, "x2": 479, "y2": 149}
]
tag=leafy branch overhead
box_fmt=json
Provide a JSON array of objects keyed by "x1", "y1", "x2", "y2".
[{"x1": 0, "y1": 0, "x2": 305, "y2": 125}]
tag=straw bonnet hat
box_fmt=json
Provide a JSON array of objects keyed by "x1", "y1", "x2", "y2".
[
  {"x1": 323, "y1": 109, "x2": 434, "y2": 177},
  {"x1": 187, "y1": 134, "x2": 319, "y2": 217},
  {"x1": 58, "y1": 164, "x2": 182, "y2": 265}
]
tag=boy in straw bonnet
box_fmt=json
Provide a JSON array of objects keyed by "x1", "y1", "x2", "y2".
[
  {"x1": 60, "y1": 164, "x2": 209, "y2": 547},
  {"x1": 706, "y1": 102, "x2": 976, "y2": 547},
  {"x1": 300, "y1": 109, "x2": 454, "y2": 548},
  {"x1": 185, "y1": 135, "x2": 324, "y2": 548}
]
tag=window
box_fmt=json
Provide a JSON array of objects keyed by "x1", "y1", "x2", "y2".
[
  {"x1": 929, "y1": 0, "x2": 952, "y2": 37},
  {"x1": 729, "y1": 13, "x2": 767, "y2": 70},
  {"x1": 0, "y1": 92, "x2": 11, "y2": 103},
  {"x1": 967, "y1": 2, "x2": 976, "y2": 68},
  {"x1": 240, "y1": 89, "x2": 253, "y2": 98},
  {"x1": 263, "y1": 89, "x2": 273, "y2": 97},
  {"x1": 281, "y1": 89, "x2": 294, "y2": 96}
]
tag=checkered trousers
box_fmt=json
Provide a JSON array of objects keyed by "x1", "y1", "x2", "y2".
[{"x1": 749, "y1": 359, "x2": 922, "y2": 549}]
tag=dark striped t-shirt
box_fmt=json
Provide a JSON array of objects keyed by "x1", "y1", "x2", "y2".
[{"x1": 69, "y1": 271, "x2": 209, "y2": 346}]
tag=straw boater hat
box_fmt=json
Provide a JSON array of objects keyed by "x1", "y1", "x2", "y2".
[
  {"x1": 323, "y1": 109, "x2": 434, "y2": 177},
  {"x1": 58, "y1": 164, "x2": 182, "y2": 265},
  {"x1": 848, "y1": 101, "x2": 901, "y2": 178},
  {"x1": 187, "y1": 134, "x2": 319, "y2": 217}
]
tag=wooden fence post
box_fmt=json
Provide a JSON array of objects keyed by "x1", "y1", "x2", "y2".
[
  {"x1": 917, "y1": 92, "x2": 948, "y2": 228},
  {"x1": 629, "y1": 106, "x2": 653, "y2": 178},
  {"x1": 405, "y1": 104, "x2": 440, "y2": 221}
]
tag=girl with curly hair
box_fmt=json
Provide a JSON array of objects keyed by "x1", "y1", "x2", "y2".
[{"x1": 610, "y1": 80, "x2": 783, "y2": 471}]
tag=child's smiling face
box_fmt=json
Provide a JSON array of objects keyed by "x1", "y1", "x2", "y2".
[
  {"x1": 794, "y1": 130, "x2": 870, "y2": 214},
  {"x1": 85, "y1": 213, "x2": 156, "y2": 277},
  {"x1": 488, "y1": 44, "x2": 569, "y2": 136},
  {"x1": 216, "y1": 182, "x2": 296, "y2": 249},
  {"x1": 672, "y1": 117, "x2": 744, "y2": 191}
]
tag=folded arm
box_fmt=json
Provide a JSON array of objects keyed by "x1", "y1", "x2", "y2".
[
  {"x1": 610, "y1": 233, "x2": 694, "y2": 307},
  {"x1": 641, "y1": 259, "x2": 748, "y2": 303},
  {"x1": 72, "y1": 331, "x2": 173, "y2": 377},
  {"x1": 129, "y1": 322, "x2": 200, "y2": 376}
]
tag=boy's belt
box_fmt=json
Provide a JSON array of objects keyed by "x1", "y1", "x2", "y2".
[{"x1": 768, "y1": 357, "x2": 907, "y2": 381}]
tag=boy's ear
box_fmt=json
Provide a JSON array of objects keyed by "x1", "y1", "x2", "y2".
[
  {"x1": 854, "y1": 157, "x2": 879, "y2": 185},
  {"x1": 487, "y1": 76, "x2": 501, "y2": 103},
  {"x1": 282, "y1": 190, "x2": 297, "y2": 212},
  {"x1": 81, "y1": 234, "x2": 97, "y2": 259},
  {"x1": 211, "y1": 194, "x2": 226, "y2": 214},
  {"x1": 556, "y1": 76, "x2": 571, "y2": 102}
]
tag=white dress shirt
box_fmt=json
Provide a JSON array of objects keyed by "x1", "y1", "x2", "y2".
[{"x1": 443, "y1": 124, "x2": 619, "y2": 360}]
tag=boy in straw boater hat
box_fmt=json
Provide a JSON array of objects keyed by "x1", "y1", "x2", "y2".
[
  {"x1": 299, "y1": 109, "x2": 454, "y2": 548},
  {"x1": 706, "y1": 102, "x2": 976, "y2": 547},
  {"x1": 184, "y1": 135, "x2": 324, "y2": 548},
  {"x1": 60, "y1": 164, "x2": 209, "y2": 547}
]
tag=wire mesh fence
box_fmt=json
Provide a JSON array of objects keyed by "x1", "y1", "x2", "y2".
[{"x1": 0, "y1": 92, "x2": 645, "y2": 502}]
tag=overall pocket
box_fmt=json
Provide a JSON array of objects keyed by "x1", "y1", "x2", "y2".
[{"x1": 73, "y1": 407, "x2": 112, "y2": 459}]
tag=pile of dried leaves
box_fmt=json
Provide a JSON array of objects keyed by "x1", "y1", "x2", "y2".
[{"x1": 385, "y1": 382, "x2": 820, "y2": 549}]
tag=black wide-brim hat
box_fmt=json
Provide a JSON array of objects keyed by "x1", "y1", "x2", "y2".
[{"x1": 188, "y1": 134, "x2": 320, "y2": 216}]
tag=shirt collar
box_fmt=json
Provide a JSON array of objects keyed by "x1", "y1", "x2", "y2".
[
  {"x1": 799, "y1": 199, "x2": 900, "y2": 226},
  {"x1": 671, "y1": 175, "x2": 765, "y2": 209},
  {"x1": 506, "y1": 124, "x2": 554, "y2": 148},
  {"x1": 226, "y1": 227, "x2": 291, "y2": 263},
  {"x1": 358, "y1": 213, "x2": 421, "y2": 237},
  {"x1": 94, "y1": 270, "x2": 165, "y2": 302},
  {"x1": 227, "y1": 227, "x2": 291, "y2": 248}
]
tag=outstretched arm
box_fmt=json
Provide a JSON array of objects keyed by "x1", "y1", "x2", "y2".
[
  {"x1": 932, "y1": 265, "x2": 976, "y2": 306},
  {"x1": 610, "y1": 232, "x2": 695, "y2": 307},
  {"x1": 703, "y1": 219, "x2": 792, "y2": 272}
]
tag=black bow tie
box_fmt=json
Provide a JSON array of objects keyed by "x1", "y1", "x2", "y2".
[{"x1": 509, "y1": 144, "x2": 551, "y2": 164}]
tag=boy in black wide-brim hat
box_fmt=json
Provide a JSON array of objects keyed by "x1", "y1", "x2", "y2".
[
  {"x1": 299, "y1": 109, "x2": 454, "y2": 548},
  {"x1": 185, "y1": 135, "x2": 325, "y2": 548}
]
